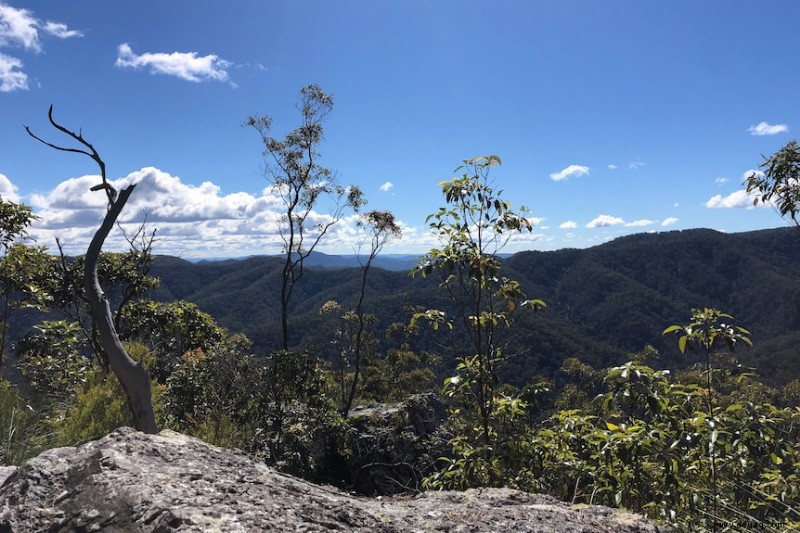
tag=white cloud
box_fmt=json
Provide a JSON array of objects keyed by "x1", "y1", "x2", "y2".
[
  {"x1": 628, "y1": 160, "x2": 646, "y2": 170},
  {"x1": 661, "y1": 217, "x2": 679, "y2": 227},
  {"x1": 715, "y1": 177, "x2": 729, "y2": 185},
  {"x1": 550, "y1": 164, "x2": 589, "y2": 182},
  {"x1": 559, "y1": 220, "x2": 577, "y2": 229},
  {"x1": 704, "y1": 190, "x2": 761, "y2": 209},
  {"x1": 0, "y1": 52, "x2": 26, "y2": 91},
  {"x1": 0, "y1": 4, "x2": 42, "y2": 51},
  {"x1": 0, "y1": 4, "x2": 82, "y2": 51},
  {"x1": 673, "y1": 202, "x2": 680, "y2": 208},
  {"x1": 748, "y1": 122, "x2": 788, "y2": 136},
  {"x1": 607, "y1": 164, "x2": 618, "y2": 170},
  {"x1": 115, "y1": 43, "x2": 233, "y2": 84},
  {"x1": 26, "y1": 167, "x2": 414, "y2": 258},
  {"x1": 0, "y1": 4, "x2": 81, "y2": 92},
  {"x1": 379, "y1": 181, "x2": 393, "y2": 192},
  {"x1": 587, "y1": 214, "x2": 624, "y2": 228},
  {"x1": 625, "y1": 219, "x2": 654, "y2": 227},
  {"x1": 41, "y1": 21, "x2": 83, "y2": 39},
  {"x1": 0, "y1": 172, "x2": 20, "y2": 202}
]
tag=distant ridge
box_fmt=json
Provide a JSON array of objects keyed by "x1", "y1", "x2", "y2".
[
  {"x1": 185, "y1": 252, "x2": 423, "y2": 271},
  {"x1": 149, "y1": 227, "x2": 800, "y2": 386}
]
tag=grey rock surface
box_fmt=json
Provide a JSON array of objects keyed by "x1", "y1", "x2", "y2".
[{"x1": 0, "y1": 427, "x2": 666, "y2": 532}]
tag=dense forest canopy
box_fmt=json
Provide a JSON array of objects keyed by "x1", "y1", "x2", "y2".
[{"x1": 139, "y1": 226, "x2": 800, "y2": 386}]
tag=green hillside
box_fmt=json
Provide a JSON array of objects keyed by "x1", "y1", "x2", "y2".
[{"x1": 148, "y1": 226, "x2": 800, "y2": 386}]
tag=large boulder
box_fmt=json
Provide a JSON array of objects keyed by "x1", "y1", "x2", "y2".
[
  {"x1": 0, "y1": 427, "x2": 667, "y2": 532},
  {"x1": 346, "y1": 392, "x2": 448, "y2": 494}
]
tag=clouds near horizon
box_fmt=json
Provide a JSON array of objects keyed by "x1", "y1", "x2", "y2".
[
  {"x1": 587, "y1": 214, "x2": 624, "y2": 228},
  {"x1": 661, "y1": 217, "x2": 679, "y2": 227},
  {"x1": 625, "y1": 219, "x2": 654, "y2": 227},
  {"x1": 705, "y1": 190, "x2": 760, "y2": 209},
  {"x1": 2, "y1": 162, "x2": 779, "y2": 257},
  {"x1": 16, "y1": 167, "x2": 430, "y2": 257}
]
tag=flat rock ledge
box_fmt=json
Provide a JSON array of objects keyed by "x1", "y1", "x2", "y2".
[{"x1": 0, "y1": 427, "x2": 666, "y2": 532}]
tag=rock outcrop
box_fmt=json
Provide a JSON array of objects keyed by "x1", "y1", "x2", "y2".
[
  {"x1": 346, "y1": 392, "x2": 448, "y2": 494},
  {"x1": 0, "y1": 427, "x2": 666, "y2": 532}
]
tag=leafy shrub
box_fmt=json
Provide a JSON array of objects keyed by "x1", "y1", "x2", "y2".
[
  {"x1": 55, "y1": 371, "x2": 131, "y2": 446},
  {"x1": 527, "y1": 360, "x2": 800, "y2": 531},
  {"x1": 16, "y1": 320, "x2": 89, "y2": 404}
]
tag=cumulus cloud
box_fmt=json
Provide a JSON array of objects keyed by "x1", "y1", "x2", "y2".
[
  {"x1": 379, "y1": 181, "x2": 393, "y2": 192},
  {"x1": 748, "y1": 122, "x2": 789, "y2": 136},
  {"x1": 559, "y1": 220, "x2": 577, "y2": 229},
  {"x1": 624, "y1": 219, "x2": 654, "y2": 227},
  {"x1": 0, "y1": 4, "x2": 82, "y2": 92},
  {"x1": 25, "y1": 167, "x2": 423, "y2": 258},
  {"x1": 628, "y1": 160, "x2": 646, "y2": 170},
  {"x1": 715, "y1": 177, "x2": 729, "y2": 185},
  {"x1": 0, "y1": 51, "x2": 25, "y2": 91},
  {"x1": 661, "y1": 217, "x2": 679, "y2": 227},
  {"x1": 0, "y1": 4, "x2": 44, "y2": 51},
  {"x1": 115, "y1": 43, "x2": 234, "y2": 84},
  {"x1": 704, "y1": 190, "x2": 761, "y2": 209},
  {"x1": 0, "y1": 172, "x2": 20, "y2": 202},
  {"x1": 550, "y1": 164, "x2": 589, "y2": 182},
  {"x1": 0, "y1": 4, "x2": 82, "y2": 50},
  {"x1": 607, "y1": 164, "x2": 618, "y2": 170},
  {"x1": 19, "y1": 167, "x2": 556, "y2": 258},
  {"x1": 587, "y1": 214, "x2": 624, "y2": 228}
]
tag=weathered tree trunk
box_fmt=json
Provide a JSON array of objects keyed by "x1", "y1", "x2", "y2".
[
  {"x1": 83, "y1": 185, "x2": 157, "y2": 434},
  {"x1": 26, "y1": 105, "x2": 158, "y2": 434}
]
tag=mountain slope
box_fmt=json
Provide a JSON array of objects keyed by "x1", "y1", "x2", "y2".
[{"x1": 148, "y1": 227, "x2": 800, "y2": 385}]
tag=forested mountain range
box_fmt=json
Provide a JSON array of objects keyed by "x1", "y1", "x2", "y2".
[{"x1": 148, "y1": 226, "x2": 800, "y2": 386}]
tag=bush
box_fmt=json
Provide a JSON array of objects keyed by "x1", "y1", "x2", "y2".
[
  {"x1": 0, "y1": 379, "x2": 51, "y2": 465},
  {"x1": 55, "y1": 371, "x2": 131, "y2": 447}
]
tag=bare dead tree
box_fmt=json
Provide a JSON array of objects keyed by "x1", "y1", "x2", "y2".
[{"x1": 26, "y1": 105, "x2": 157, "y2": 433}]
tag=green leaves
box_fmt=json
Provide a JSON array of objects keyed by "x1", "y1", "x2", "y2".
[
  {"x1": 16, "y1": 320, "x2": 89, "y2": 400},
  {"x1": 527, "y1": 354, "x2": 800, "y2": 531},
  {"x1": 745, "y1": 140, "x2": 800, "y2": 226},
  {"x1": 416, "y1": 156, "x2": 546, "y2": 493},
  {"x1": 0, "y1": 197, "x2": 37, "y2": 252},
  {"x1": 663, "y1": 308, "x2": 752, "y2": 355}
]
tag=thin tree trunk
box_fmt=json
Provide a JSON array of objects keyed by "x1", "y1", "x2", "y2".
[{"x1": 83, "y1": 185, "x2": 157, "y2": 434}]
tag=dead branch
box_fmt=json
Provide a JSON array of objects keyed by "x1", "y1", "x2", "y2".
[{"x1": 25, "y1": 105, "x2": 116, "y2": 205}]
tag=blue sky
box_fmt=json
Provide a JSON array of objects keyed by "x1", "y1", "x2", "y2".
[{"x1": 1, "y1": 1, "x2": 798, "y2": 258}]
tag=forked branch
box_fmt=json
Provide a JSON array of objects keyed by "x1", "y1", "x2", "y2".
[
  {"x1": 25, "y1": 105, "x2": 116, "y2": 205},
  {"x1": 25, "y1": 106, "x2": 157, "y2": 433}
]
